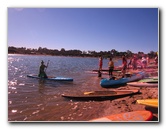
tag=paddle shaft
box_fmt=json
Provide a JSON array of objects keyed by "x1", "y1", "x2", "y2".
[{"x1": 45, "y1": 60, "x2": 50, "y2": 72}]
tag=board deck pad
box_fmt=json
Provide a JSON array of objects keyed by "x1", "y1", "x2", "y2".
[{"x1": 90, "y1": 110, "x2": 153, "y2": 122}]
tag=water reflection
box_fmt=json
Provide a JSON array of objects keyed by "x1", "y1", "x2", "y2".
[{"x1": 38, "y1": 79, "x2": 46, "y2": 94}]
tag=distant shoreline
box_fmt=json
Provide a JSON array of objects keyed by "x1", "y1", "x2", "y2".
[{"x1": 8, "y1": 46, "x2": 158, "y2": 59}]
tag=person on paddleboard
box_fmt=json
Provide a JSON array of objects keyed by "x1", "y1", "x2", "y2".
[{"x1": 38, "y1": 60, "x2": 48, "y2": 78}]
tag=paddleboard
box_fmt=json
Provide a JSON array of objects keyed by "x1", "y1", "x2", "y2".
[
  {"x1": 86, "y1": 71, "x2": 109, "y2": 75},
  {"x1": 92, "y1": 69, "x2": 121, "y2": 72},
  {"x1": 100, "y1": 72, "x2": 145, "y2": 88},
  {"x1": 90, "y1": 110, "x2": 153, "y2": 122},
  {"x1": 139, "y1": 78, "x2": 158, "y2": 83},
  {"x1": 27, "y1": 74, "x2": 73, "y2": 81},
  {"x1": 62, "y1": 89, "x2": 140, "y2": 99},
  {"x1": 127, "y1": 82, "x2": 158, "y2": 87},
  {"x1": 137, "y1": 99, "x2": 158, "y2": 108},
  {"x1": 146, "y1": 76, "x2": 158, "y2": 79}
]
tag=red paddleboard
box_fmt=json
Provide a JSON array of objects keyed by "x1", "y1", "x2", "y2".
[{"x1": 90, "y1": 110, "x2": 153, "y2": 122}]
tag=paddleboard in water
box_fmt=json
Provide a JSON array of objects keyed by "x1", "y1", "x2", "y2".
[
  {"x1": 27, "y1": 74, "x2": 73, "y2": 81},
  {"x1": 90, "y1": 110, "x2": 153, "y2": 122},
  {"x1": 137, "y1": 99, "x2": 158, "y2": 108},
  {"x1": 127, "y1": 82, "x2": 158, "y2": 87},
  {"x1": 62, "y1": 89, "x2": 140, "y2": 99}
]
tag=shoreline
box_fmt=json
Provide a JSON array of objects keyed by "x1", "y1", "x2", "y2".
[{"x1": 98, "y1": 66, "x2": 158, "y2": 122}]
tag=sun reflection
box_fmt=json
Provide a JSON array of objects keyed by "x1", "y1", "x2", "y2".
[
  {"x1": 11, "y1": 87, "x2": 16, "y2": 90},
  {"x1": 19, "y1": 83, "x2": 25, "y2": 86},
  {"x1": 9, "y1": 101, "x2": 12, "y2": 104},
  {"x1": 12, "y1": 110, "x2": 17, "y2": 113},
  {"x1": 8, "y1": 80, "x2": 17, "y2": 86},
  {"x1": 32, "y1": 110, "x2": 40, "y2": 115}
]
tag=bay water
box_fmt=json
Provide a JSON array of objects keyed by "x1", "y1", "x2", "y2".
[{"x1": 8, "y1": 54, "x2": 122, "y2": 121}]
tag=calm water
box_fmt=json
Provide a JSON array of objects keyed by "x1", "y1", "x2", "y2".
[{"x1": 8, "y1": 54, "x2": 121, "y2": 121}]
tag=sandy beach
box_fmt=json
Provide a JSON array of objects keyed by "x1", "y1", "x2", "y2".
[{"x1": 92, "y1": 62, "x2": 159, "y2": 122}]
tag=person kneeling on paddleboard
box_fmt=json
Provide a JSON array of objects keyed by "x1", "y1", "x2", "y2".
[{"x1": 38, "y1": 60, "x2": 48, "y2": 78}]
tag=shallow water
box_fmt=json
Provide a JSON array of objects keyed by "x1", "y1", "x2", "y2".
[{"x1": 8, "y1": 54, "x2": 122, "y2": 121}]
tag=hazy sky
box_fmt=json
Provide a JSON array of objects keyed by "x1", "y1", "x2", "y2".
[{"x1": 8, "y1": 8, "x2": 158, "y2": 54}]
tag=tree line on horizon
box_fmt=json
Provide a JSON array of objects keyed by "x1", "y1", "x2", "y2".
[{"x1": 8, "y1": 46, "x2": 157, "y2": 59}]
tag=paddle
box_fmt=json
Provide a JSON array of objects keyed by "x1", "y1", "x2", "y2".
[{"x1": 45, "y1": 60, "x2": 50, "y2": 72}]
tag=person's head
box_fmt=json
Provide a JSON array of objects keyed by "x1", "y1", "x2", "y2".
[
  {"x1": 122, "y1": 56, "x2": 127, "y2": 62},
  {"x1": 41, "y1": 60, "x2": 44, "y2": 64}
]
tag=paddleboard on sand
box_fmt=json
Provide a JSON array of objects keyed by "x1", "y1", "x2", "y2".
[
  {"x1": 62, "y1": 89, "x2": 140, "y2": 98},
  {"x1": 27, "y1": 74, "x2": 73, "y2": 81},
  {"x1": 139, "y1": 78, "x2": 158, "y2": 83},
  {"x1": 137, "y1": 99, "x2": 158, "y2": 108},
  {"x1": 127, "y1": 82, "x2": 158, "y2": 87},
  {"x1": 100, "y1": 71, "x2": 145, "y2": 88},
  {"x1": 90, "y1": 110, "x2": 153, "y2": 122}
]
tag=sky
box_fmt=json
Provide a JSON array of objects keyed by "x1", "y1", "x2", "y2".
[{"x1": 8, "y1": 8, "x2": 158, "y2": 54}]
